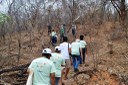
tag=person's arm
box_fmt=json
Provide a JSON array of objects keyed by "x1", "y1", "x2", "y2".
[
  {"x1": 27, "y1": 68, "x2": 30, "y2": 74},
  {"x1": 80, "y1": 47, "x2": 83, "y2": 59},
  {"x1": 50, "y1": 62, "x2": 56, "y2": 85},
  {"x1": 68, "y1": 43, "x2": 71, "y2": 55},
  {"x1": 69, "y1": 48, "x2": 71, "y2": 55},
  {"x1": 61, "y1": 57, "x2": 66, "y2": 67},
  {"x1": 69, "y1": 44, "x2": 72, "y2": 65},
  {"x1": 50, "y1": 73, "x2": 55, "y2": 85},
  {"x1": 27, "y1": 61, "x2": 35, "y2": 74}
]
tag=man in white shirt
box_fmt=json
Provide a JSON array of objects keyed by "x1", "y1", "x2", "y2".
[{"x1": 59, "y1": 36, "x2": 71, "y2": 80}]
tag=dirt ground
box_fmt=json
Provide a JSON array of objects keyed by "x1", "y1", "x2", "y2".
[{"x1": 0, "y1": 21, "x2": 128, "y2": 85}]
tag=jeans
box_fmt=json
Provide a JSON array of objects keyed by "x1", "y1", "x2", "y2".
[
  {"x1": 79, "y1": 56, "x2": 82, "y2": 64},
  {"x1": 55, "y1": 77, "x2": 60, "y2": 85},
  {"x1": 72, "y1": 55, "x2": 80, "y2": 70},
  {"x1": 52, "y1": 36, "x2": 57, "y2": 45}
]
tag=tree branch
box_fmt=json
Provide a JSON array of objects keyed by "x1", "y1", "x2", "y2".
[{"x1": 111, "y1": 0, "x2": 121, "y2": 16}]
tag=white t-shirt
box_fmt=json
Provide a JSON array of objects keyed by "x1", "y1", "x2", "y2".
[
  {"x1": 79, "y1": 40, "x2": 87, "y2": 48},
  {"x1": 71, "y1": 41, "x2": 81, "y2": 55},
  {"x1": 59, "y1": 42, "x2": 71, "y2": 59}
]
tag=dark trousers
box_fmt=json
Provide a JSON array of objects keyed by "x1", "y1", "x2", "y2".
[
  {"x1": 82, "y1": 48, "x2": 86, "y2": 63},
  {"x1": 72, "y1": 29, "x2": 76, "y2": 36},
  {"x1": 48, "y1": 30, "x2": 51, "y2": 35},
  {"x1": 60, "y1": 34, "x2": 64, "y2": 42},
  {"x1": 52, "y1": 36, "x2": 57, "y2": 45}
]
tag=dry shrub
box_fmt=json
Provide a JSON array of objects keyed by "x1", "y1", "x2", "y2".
[
  {"x1": 110, "y1": 27, "x2": 125, "y2": 41},
  {"x1": 0, "y1": 55, "x2": 18, "y2": 68}
]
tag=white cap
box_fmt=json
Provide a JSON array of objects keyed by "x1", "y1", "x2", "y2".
[
  {"x1": 42, "y1": 48, "x2": 52, "y2": 55},
  {"x1": 55, "y1": 46, "x2": 61, "y2": 51},
  {"x1": 76, "y1": 39, "x2": 80, "y2": 42}
]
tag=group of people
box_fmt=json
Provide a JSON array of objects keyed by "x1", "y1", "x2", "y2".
[
  {"x1": 47, "y1": 24, "x2": 77, "y2": 46},
  {"x1": 27, "y1": 32, "x2": 87, "y2": 85}
]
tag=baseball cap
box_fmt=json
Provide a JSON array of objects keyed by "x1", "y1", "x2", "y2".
[
  {"x1": 42, "y1": 48, "x2": 52, "y2": 55},
  {"x1": 55, "y1": 46, "x2": 61, "y2": 51}
]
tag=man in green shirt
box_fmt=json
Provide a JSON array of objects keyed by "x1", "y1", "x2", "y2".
[
  {"x1": 60, "y1": 25, "x2": 64, "y2": 42},
  {"x1": 50, "y1": 46, "x2": 65, "y2": 85},
  {"x1": 27, "y1": 48, "x2": 56, "y2": 85}
]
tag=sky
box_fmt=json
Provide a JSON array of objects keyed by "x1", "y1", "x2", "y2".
[
  {"x1": 0, "y1": 0, "x2": 128, "y2": 14},
  {"x1": 0, "y1": 0, "x2": 9, "y2": 13},
  {"x1": 0, "y1": 0, "x2": 54, "y2": 13}
]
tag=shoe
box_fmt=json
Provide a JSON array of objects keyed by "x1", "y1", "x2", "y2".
[
  {"x1": 63, "y1": 77, "x2": 68, "y2": 80},
  {"x1": 76, "y1": 69, "x2": 79, "y2": 72},
  {"x1": 74, "y1": 68, "x2": 79, "y2": 72}
]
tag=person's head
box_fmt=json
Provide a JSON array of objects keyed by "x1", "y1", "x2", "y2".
[
  {"x1": 63, "y1": 36, "x2": 68, "y2": 42},
  {"x1": 42, "y1": 48, "x2": 52, "y2": 59},
  {"x1": 63, "y1": 24, "x2": 65, "y2": 26},
  {"x1": 52, "y1": 29, "x2": 54, "y2": 31},
  {"x1": 76, "y1": 39, "x2": 80, "y2": 42},
  {"x1": 55, "y1": 46, "x2": 61, "y2": 53},
  {"x1": 80, "y1": 35, "x2": 84, "y2": 40}
]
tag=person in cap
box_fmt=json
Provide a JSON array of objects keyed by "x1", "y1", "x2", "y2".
[
  {"x1": 27, "y1": 48, "x2": 56, "y2": 85},
  {"x1": 59, "y1": 36, "x2": 71, "y2": 80},
  {"x1": 71, "y1": 39, "x2": 82, "y2": 72},
  {"x1": 50, "y1": 46, "x2": 65, "y2": 85}
]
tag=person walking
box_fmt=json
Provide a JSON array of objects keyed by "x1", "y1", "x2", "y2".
[
  {"x1": 79, "y1": 35, "x2": 87, "y2": 64},
  {"x1": 27, "y1": 48, "x2": 56, "y2": 85},
  {"x1": 51, "y1": 29, "x2": 57, "y2": 46},
  {"x1": 47, "y1": 24, "x2": 52, "y2": 35},
  {"x1": 59, "y1": 36, "x2": 71, "y2": 80},
  {"x1": 63, "y1": 24, "x2": 67, "y2": 37},
  {"x1": 50, "y1": 46, "x2": 65, "y2": 85},
  {"x1": 72, "y1": 24, "x2": 77, "y2": 38},
  {"x1": 71, "y1": 39, "x2": 82, "y2": 72},
  {"x1": 60, "y1": 25, "x2": 65, "y2": 42}
]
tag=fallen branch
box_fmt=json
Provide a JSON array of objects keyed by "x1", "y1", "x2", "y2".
[{"x1": 0, "y1": 63, "x2": 30, "y2": 75}]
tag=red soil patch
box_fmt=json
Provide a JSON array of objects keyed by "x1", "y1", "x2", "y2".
[{"x1": 88, "y1": 71, "x2": 121, "y2": 85}]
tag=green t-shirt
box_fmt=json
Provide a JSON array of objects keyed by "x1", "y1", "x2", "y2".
[
  {"x1": 60, "y1": 28, "x2": 64, "y2": 35},
  {"x1": 79, "y1": 40, "x2": 87, "y2": 48},
  {"x1": 28, "y1": 57, "x2": 56, "y2": 85},
  {"x1": 71, "y1": 42, "x2": 81, "y2": 55},
  {"x1": 50, "y1": 53, "x2": 65, "y2": 77}
]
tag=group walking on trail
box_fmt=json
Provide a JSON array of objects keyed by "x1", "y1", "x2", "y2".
[{"x1": 27, "y1": 24, "x2": 87, "y2": 85}]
